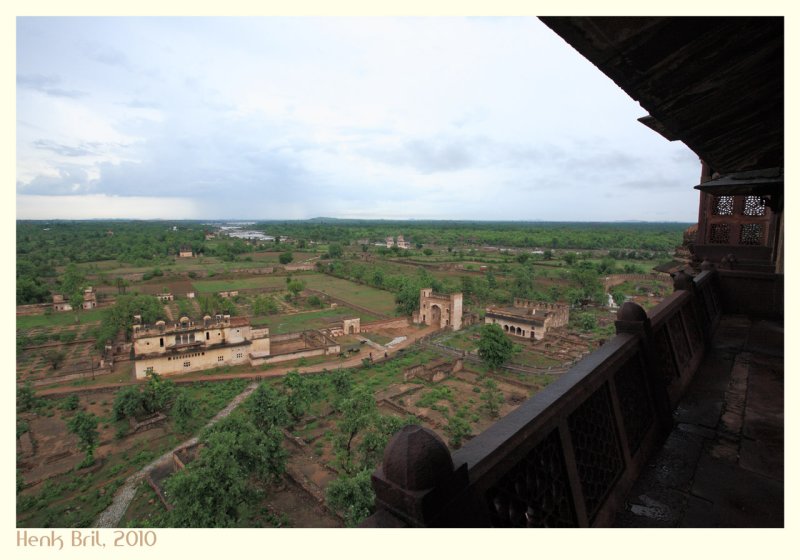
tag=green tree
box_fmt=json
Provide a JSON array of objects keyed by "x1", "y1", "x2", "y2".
[
  {"x1": 282, "y1": 370, "x2": 317, "y2": 422},
  {"x1": 248, "y1": 383, "x2": 290, "y2": 432},
  {"x1": 287, "y1": 279, "x2": 305, "y2": 301},
  {"x1": 444, "y1": 413, "x2": 471, "y2": 449},
  {"x1": 328, "y1": 243, "x2": 344, "y2": 259},
  {"x1": 356, "y1": 415, "x2": 419, "y2": 470},
  {"x1": 330, "y1": 369, "x2": 353, "y2": 404},
  {"x1": 326, "y1": 469, "x2": 375, "y2": 527},
  {"x1": 166, "y1": 416, "x2": 287, "y2": 527},
  {"x1": 141, "y1": 372, "x2": 176, "y2": 414},
  {"x1": 278, "y1": 251, "x2": 294, "y2": 264},
  {"x1": 45, "y1": 349, "x2": 66, "y2": 370},
  {"x1": 60, "y1": 394, "x2": 80, "y2": 411},
  {"x1": 112, "y1": 385, "x2": 146, "y2": 421},
  {"x1": 67, "y1": 411, "x2": 100, "y2": 467},
  {"x1": 17, "y1": 382, "x2": 38, "y2": 412},
  {"x1": 334, "y1": 386, "x2": 377, "y2": 473},
  {"x1": 172, "y1": 390, "x2": 196, "y2": 433},
  {"x1": 395, "y1": 283, "x2": 420, "y2": 316},
  {"x1": 480, "y1": 378, "x2": 504, "y2": 418},
  {"x1": 477, "y1": 323, "x2": 514, "y2": 370}
]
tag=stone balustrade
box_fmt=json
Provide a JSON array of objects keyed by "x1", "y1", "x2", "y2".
[{"x1": 362, "y1": 267, "x2": 730, "y2": 527}]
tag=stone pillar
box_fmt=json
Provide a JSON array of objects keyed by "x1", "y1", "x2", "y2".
[
  {"x1": 362, "y1": 425, "x2": 469, "y2": 527},
  {"x1": 671, "y1": 270, "x2": 694, "y2": 292},
  {"x1": 614, "y1": 302, "x2": 673, "y2": 433}
]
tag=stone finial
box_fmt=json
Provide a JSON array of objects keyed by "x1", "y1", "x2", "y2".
[
  {"x1": 700, "y1": 258, "x2": 715, "y2": 271},
  {"x1": 616, "y1": 301, "x2": 647, "y2": 323},
  {"x1": 720, "y1": 254, "x2": 738, "y2": 270},
  {"x1": 672, "y1": 270, "x2": 694, "y2": 291},
  {"x1": 382, "y1": 425, "x2": 454, "y2": 491}
]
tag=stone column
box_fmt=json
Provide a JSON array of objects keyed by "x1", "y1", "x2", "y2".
[
  {"x1": 614, "y1": 302, "x2": 673, "y2": 433},
  {"x1": 362, "y1": 425, "x2": 469, "y2": 527}
]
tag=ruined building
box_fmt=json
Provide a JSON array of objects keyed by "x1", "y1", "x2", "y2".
[
  {"x1": 413, "y1": 288, "x2": 463, "y2": 331},
  {"x1": 484, "y1": 299, "x2": 569, "y2": 340},
  {"x1": 132, "y1": 314, "x2": 270, "y2": 379}
]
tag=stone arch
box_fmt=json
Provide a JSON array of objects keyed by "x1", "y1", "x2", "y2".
[
  {"x1": 431, "y1": 304, "x2": 442, "y2": 328},
  {"x1": 349, "y1": 324, "x2": 355, "y2": 334}
]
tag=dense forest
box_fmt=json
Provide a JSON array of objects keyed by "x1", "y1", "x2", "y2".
[{"x1": 258, "y1": 219, "x2": 689, "y2": 251}]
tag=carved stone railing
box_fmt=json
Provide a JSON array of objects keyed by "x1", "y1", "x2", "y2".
[{"x1": 362, "y1": 268, "x2": 724, "y2": 528}]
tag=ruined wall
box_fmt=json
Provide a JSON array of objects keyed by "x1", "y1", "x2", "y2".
[{"x1": 414, "y1": 288, "x2": 464, "y2": 331}]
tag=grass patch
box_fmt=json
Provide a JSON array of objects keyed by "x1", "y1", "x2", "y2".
[
  {"x1": 17, "y1": 308, "x2": 106, "y2": 331},
  {"x1": 301, "y1": 274, "x2": 399, "y2": 316},
  {"x1": 192, "y1": 276, "x2": 290, "y2": 293}
]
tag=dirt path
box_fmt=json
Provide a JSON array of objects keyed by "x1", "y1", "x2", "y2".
[{"x1": 92, "y1": 381, "x2": 260, "y2": 528}]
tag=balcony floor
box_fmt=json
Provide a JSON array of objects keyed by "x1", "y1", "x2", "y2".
[{"x1": 613, "y1": 315, "x2": 784, "y2": 528}]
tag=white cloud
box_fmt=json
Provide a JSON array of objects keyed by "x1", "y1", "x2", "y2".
[{"x1": 16, "y1": 17, "x2": 701, "y2": 221}]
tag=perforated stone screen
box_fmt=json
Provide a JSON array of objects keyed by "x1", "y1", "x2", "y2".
[
  {"x1": 713, "y1": 195, "x2": 735, "y2": 216},
  {"x1": 739, "y1": 223, "x2": 764, "y2": 245},
  {"x1": 743, "y1": 195, "x2": 767, "y2": 216},
  {"x1": 709, "y1": 223, "x2": 730, "y2": 244}
]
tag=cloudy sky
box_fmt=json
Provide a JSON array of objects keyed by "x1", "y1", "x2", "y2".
[{"x1": 16, "y1": 17, "x2": 702, "y2": 221}]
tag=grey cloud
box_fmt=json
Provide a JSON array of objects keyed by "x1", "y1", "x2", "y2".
[
  {"x1": 405, "y1": 140, "x2": 475, "y2": 173},
  {"x1": 364, "y1": 136, "x2": 488, "y2": 174},
  {"x1": 17, "y1": 165, "x2": 95, "y2": 196},
  {"x1": 17, "y1": 74, "x2": 88, "y2": 98}
]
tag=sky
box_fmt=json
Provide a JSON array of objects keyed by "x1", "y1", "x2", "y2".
[{"x1": 15, "y1": 16, "x2": 703, "y2": 222}]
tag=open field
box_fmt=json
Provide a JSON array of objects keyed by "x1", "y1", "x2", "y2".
[
  {"x1": 191, "y1": 276, "x2": 294, "y2": 293},
  {"x1": 17, "y1": 308, "x2": 106, "y2": 331},
  {"x1": 300, "y1": 274, "x2": 399, "y2": 315}
]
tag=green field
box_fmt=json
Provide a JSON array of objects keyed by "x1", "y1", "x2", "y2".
[
  {"x1": 191, "y1": 276, "x2": 292, "y2": 293},
  {"x1": 300, "y1": 274, "x2": 398, "y2": 316},
  {"x1": 252, "y1": 307, "x2": 379, "y2": 334},
  {"x1": 16, "y1": 308, "x2": 106, "y2": 331}
]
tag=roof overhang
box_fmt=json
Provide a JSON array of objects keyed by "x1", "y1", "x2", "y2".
[{"x1": 540, "y1": 17, "x2": 784, "y2": 176}]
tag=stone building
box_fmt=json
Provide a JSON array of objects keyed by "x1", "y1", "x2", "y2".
[
  {"x1": 385, "y1": 236, "x2": 395, "y2": 248},
  {"x1": 413, "y1": 288, "x2": 463, "y2": 331},
  {"x1": 396, "y1": 235, "x2": 411, "y2": 249},
  {"x1": 82, "y1": 287, "x2": 97, "y2": 310},
  {"x1": 52, "y1": 294, "x2": 72, "y2": 312},
  {"x1": 132, "y1": 314, "x2": 270, "y2": 379},
  {"x1": 484, "y1": 300, "x2": 569, "y2": 341},
  {"x1": 178, "y1": 247, "x2": 193, "y2": 258}
]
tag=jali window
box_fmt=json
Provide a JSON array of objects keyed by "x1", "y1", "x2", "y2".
[
  {"x1": 743, "y1": 195, "x2": 766, "y2": 216},
  {"x1": 709, "y1": 223, "x2": 730, "y2": 244},
  {"x1": 739, "y1": 223, "x2": 764, "y2": 245},
  {"x1": 713, "y1": 195, "x2": 735, "y2": 216}
]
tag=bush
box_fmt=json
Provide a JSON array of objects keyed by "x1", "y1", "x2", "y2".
[{"x1": 60, "y1": 394, "x2": 80, "y2": 411}]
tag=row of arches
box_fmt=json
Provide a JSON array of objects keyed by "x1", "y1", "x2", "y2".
[{"x1": 502, "y1": 324, "x2": 527, "y2": 337}]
